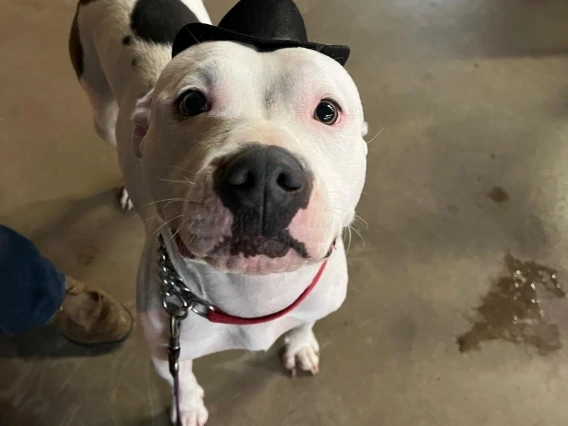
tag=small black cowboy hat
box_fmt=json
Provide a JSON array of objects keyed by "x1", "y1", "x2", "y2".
[{"x1": 172, "y1": 0, "x2": 350, "y2": 65}]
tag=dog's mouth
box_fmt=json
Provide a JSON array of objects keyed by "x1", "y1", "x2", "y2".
[
  {"x1": 173, "y1": 232, "x2": 196, "y2": 260},
  {"x1": 172, "y1": 228, "x2": 336, "y2": 261},
  {"x1": 213, "y1": 233, "x2": 309, "y2": 259}
]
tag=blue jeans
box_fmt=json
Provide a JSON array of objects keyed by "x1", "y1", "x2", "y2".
[{"x1": 0, "y1": 225, "x2": 66, "y2": 335}]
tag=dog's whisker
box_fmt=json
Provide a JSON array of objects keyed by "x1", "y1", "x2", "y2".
[
  {"x1": 168, "y1": 166, "x2": 199, "y2": 185},
  {"x1": 170, "y1": 216, "x2": 201, "y2": 250},
  {"x1": 188, "y1": 231, "x2": 197, "y2": 248},
  {"x1": 162, "y1": 200, "x2": 182, "y2": 213},
  {"x1": 351, "y1": 215, "x2": 369, "y2": 232},
  {"x1": 352, "y1": 223, "x2": 368, "y2": 235},
  {"x1": 344, "y1": 226, "x2": 353, "y2": 254},
  {"x1": 170, "y1": 165, "x2": 197, "y2": 178},
  {"x1": 167, "y1": 224, "x2": 187, "y2": 244},
  {"x1": 151, "y1": 214, "x2": 184, "y2": 238},
  {"x1": 350, "y1": 225, "x2": 365, "y2": 245},
  {"x1": 184, "y1": 177, "x2": 198, "y2": 186},
  {"x1": 144, "y1": 198, "x2": 186, "y2": 207},
  {"x1": 144, "y1": 214, "x2": 161, "y2": 222},
  {"x1": 159, "y1": 178, "x2": 197, "y2": 187},
  {"x1": 366, "y1": 127, "x2": 385, "y2": 145}
]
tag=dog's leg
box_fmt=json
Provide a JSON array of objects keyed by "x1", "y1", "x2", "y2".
[
  {"x1": 80, "y1": 82, "x2": 118, "y2": 146},
  {"x1": 82, "y1": 78, "x2": 132, "y2": 210},
  {"x1": 152, "y1": 356, "x2": 209, "y2": 426},
  {"x1": 81, "y1": 75, "x2": 133, "y2": 210},
  {"x1": 70, "y1": 8, "x2": 132, "y2": 210},
  {"x1": 80, "y1": 61, "x2": 134, "y2": 211},
  {"x1": 282, "y1": 322, "x2": 320, "y2": 376}
]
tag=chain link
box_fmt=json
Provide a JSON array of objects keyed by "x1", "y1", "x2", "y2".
[{"x1": 158, "y1": 235, "x2": 215, "y2": 381}]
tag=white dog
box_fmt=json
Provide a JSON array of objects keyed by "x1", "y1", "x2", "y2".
[{"x1": 70, "y1": 0, "x2": 367, "y2": 424}]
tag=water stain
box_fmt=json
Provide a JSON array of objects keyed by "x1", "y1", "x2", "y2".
[
  {"x1": 458, "y1": 254, "x2": 566, "y2": 355},
  {"x1": 488, "y1": 186, "x2": 509, "y2": 203}
]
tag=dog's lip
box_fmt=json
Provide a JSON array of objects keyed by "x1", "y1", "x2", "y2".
[
  {"x1": 173, "y1": 231, "x2": 196, "y2": 259},
  {"x1": 212, "y1": 235, "x2": 310, "y2": 259},
  {"x1": 324, "y1": 238, "x2": 337, "y2": 259},
  {"x1": 172, "y1": 229, "x2": 336, "y2": 261},
  {"x1": 213, "y1": 236, "x2": 337, "y2": 260}
]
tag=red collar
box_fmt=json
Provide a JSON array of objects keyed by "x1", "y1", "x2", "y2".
[{"x1": 206, "y1": 260, "x2": 328, "y2": 325}]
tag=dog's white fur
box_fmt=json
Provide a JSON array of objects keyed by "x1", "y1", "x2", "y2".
[{"x1": 73, "y1": 0, "x2": 367, "y2": 424}]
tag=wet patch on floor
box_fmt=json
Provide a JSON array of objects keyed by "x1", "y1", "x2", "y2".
[
  {"x1": 458, "y1": 254, "x2": 566, "y2": 355},
  {"x1": 488, "y1": 186, "x2": 509, "y2": 203}
]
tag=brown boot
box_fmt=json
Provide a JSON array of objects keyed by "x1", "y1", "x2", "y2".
[{"x1": 52, "y1": 277, "x2": 133, "y2": 346}]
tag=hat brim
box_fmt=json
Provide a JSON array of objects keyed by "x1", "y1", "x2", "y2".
[{"x1": 172, "y1": 23, "x2": 350, "y2": 66}]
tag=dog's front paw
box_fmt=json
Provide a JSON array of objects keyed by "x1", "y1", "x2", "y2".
[
  {"x1": 174, "y1": 409, "x2": 209, "y2": 426},
  {"x1": 282, "y1": 326, "x2": 320, "y2": 377},
  {"x1": 116, "y1": 185, "x2": 133, "y2": 211},
  {"x1": 170, "y1": 394, "x2": 209, "y2": 426}
]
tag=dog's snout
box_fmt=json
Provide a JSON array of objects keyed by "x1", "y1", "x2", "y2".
[{"x1": 214, "y1": 144, "x2": 312, "y2": 235}]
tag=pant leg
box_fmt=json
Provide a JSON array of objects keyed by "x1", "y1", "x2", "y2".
[{"x1": 0, "y1": 225, "x2": 66, "y2": 335}]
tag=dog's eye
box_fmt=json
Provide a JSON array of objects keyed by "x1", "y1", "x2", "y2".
[
  {"x1": 314, "y1": 100, "x2": 340, "y2": 125},
  {"x1": 177, "y1": 90, "x2": 208, "y2": 117}
]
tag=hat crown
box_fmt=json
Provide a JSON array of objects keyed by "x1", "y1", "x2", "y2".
[
  {"x1": 171, "y1": 0, "x2": 350, "y2": 65},
  {"x1": 218, "y1": 0, "x2": 307, "y2": 42}
]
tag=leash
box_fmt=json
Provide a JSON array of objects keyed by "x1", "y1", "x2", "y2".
[{"x1": 158, "y1": 235, "x2": 327, "y2": 424}]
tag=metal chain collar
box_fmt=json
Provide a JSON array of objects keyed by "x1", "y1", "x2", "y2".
[
  {"x1": 158, "y1": 235, "x2": 213, "y2": 425},
  {"x1": 158, "y1": 235, "x2": 214, "y2": 367},
  {"x1": 158, "y1": 235, "x2": 214, "y2": 320}
]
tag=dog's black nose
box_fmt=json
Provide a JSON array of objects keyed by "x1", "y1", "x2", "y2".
[{"x1": 214, "y1": 144, "x2": 312, "y2": 235}]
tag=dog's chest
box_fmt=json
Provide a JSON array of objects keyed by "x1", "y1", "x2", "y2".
[
  {"x1": 185, "y1": 273, "x2": 347, "y2": 354},
  {"x1": 201, "y1": 317, "x2": 305, "y2": 354}
]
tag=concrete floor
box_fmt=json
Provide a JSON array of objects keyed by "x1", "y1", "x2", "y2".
[{"x1": 2, "y1": 0, "x2": 568, "y2": 424}]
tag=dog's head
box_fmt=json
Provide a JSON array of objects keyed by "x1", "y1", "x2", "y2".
[{"x1": 133, "y1": 42, "x2": 367, "y2": 274}]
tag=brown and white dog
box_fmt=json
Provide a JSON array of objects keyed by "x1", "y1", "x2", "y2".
[{"x1": 70, "y1": 0, "x2": 367, "y2": 424}]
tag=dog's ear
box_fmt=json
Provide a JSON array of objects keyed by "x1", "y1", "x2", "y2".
[
  {"x1": 131, "y1": 89, "x2": 154, "y2": 159},
  {"x1": 361, "y1": 121, "x2": 369, "y2": 138}
]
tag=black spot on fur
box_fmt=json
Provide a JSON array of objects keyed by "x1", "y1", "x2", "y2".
[
  {"x1": 130, "y1": 0, "x2": 198, "y2": 45},
  {"x1": 69, "y1": 5, "x2": 83, "y2": 77},
  {"x1": 131, "y1": 58, "x2": 138, "y2": 67},
  {"x1": 79, "y1": 0, "x2": 98, "y2": 4},
  {"x1": 122, "y1": 35, "x2": 132, "y2": 45}
]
